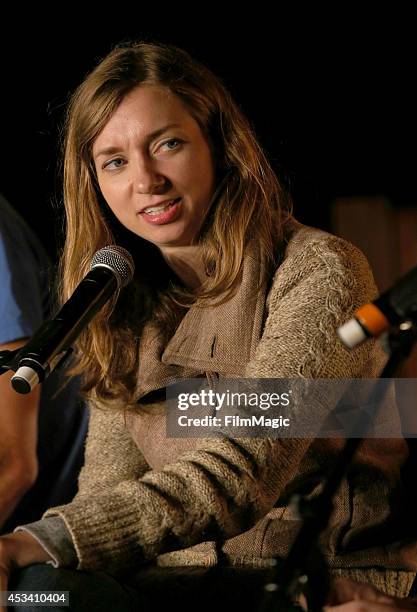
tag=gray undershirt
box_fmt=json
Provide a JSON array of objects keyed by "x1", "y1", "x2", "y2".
[{"x1": 15, "y1": 516, "x2": 78, "y2": 568}]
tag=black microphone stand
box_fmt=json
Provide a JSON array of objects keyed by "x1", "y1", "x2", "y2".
[
  {"x1": 0, "y1": 346, "x2": 72, "y2": 386},
  {"x1": 0, "y1": 348, "x2": 19, "y2": 375},
  {"x1": 257, "y1": 321, "x2": 417, "y2": 612}
]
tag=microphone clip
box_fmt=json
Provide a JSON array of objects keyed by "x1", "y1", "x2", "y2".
[
  {"x1": 0, "y1": 346, "x2": 73, "y2": 393},
  {"x1": 0, "y1": 348, "x2": 19, "y2": 376}
]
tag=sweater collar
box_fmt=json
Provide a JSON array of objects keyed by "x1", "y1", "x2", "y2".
[{"x1": 135, "y1": 242, "x2": 269, "y2": 400}]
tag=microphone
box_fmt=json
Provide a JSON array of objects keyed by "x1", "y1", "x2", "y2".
[
  {"x1": 337, "y1": 264, "x2": 417, "y2": 349},
  {"x1": 11, "y1": 245, "x2": 135, "y2": 394}
]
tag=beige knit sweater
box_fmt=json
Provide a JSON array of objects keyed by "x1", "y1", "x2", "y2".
[{"x1": 43, "y1": 223, "x2": 415, "y2": 595}]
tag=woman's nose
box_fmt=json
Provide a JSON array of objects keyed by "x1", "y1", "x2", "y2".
[{"x1": 134, "y1": 159, "x2": 167, "y2": 194}]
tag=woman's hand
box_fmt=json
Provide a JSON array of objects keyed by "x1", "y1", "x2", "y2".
[
  {"x1": 324, "y1": 578, "x2": 417, "y2": 611},
  {"x1": 0, "y1": 531, "x2": 53, "y2": 612}
]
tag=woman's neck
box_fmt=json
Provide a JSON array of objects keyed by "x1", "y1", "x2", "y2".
[{"x1": 159, "y1": 245, "x2": 206, "y2": 290}]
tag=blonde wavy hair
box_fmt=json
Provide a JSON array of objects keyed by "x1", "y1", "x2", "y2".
[{"x1": 59, "y1": 41, "x2": 292, "y2": 407}]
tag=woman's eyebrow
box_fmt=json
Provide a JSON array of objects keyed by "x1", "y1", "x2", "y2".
[{"x1": 94, "y1": 123, "x2": 182, "y2": 160}]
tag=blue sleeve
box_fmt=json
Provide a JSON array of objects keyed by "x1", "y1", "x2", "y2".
[{"x1": 0, "y1": 215, "x2": 48, "y2": 344}]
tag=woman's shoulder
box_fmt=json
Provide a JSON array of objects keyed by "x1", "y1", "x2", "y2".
[
  {"x1": 267, "y1": 220, "x2": 378, "y2": 305},
  {"x1": 283, "y1": 220, "x2": 368, "y2": 264},
  {"x1": 278, "y1": 220, "x2": 374, "y2": 278}
]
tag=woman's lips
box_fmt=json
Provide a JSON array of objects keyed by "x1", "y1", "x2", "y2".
[{"x1": 139, "y1": 198, "x2": 182, "y2": 225}]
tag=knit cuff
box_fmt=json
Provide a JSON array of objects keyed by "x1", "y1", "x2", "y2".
[{"x1": 14, "y1": 516, "x2": 78, "y2": 568}]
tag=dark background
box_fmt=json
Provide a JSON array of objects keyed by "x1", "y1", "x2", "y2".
[{"x1": 1, "y1": 13, "x2": 416, "y2": 259}]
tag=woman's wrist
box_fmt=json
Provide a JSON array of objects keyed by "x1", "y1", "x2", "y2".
[{"x1": 1, "y1": 531, "x2": 53, "y2": 568}]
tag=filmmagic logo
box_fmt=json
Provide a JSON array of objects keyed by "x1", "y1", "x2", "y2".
[
  {"x1": 177, "y1": 414, "x2": 291, "y2": 428},
  {"x1": 177, "y1": 389, "x2": 292, "y2": 411}
]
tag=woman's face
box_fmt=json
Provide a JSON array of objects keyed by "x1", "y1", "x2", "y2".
[{"x1": 92, "y1": 85, "x2": 216, "y2": 251}]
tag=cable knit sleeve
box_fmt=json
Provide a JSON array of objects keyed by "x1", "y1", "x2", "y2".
[
  {"x1": 246, "y1": 233, "x2": 386, "y2": 380},
  {"x1": 72, "y1": 403, "x2": 151, "y2": 500},
  {"x1": 43, "y1": 233, "x2": 386, "y2": 572}
]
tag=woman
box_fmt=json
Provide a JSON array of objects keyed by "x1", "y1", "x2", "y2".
[{"x1": 0, "y1": 42, "x2": 414, "y2": 610}]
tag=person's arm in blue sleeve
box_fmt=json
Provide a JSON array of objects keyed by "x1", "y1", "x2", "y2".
[{"x1": 0, "y1": 339, "x2": 40, "y2": 529}]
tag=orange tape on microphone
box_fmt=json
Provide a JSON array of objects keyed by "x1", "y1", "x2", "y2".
[{"x1": 355, "y1": 303, "x2": 390, "y2": 337}]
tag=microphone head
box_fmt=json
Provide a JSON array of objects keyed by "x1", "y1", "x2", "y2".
[{"x1": 90, "y1": 245, "x2": 135, "y2": 288}]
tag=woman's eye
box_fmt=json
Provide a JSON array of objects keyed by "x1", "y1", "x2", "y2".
[
  {"x1": 159, "y1": 138, "x2": 183, "y2": 152},
  {"x1": 103, "y1": 158, "x2": 125, "y2": 170}
]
